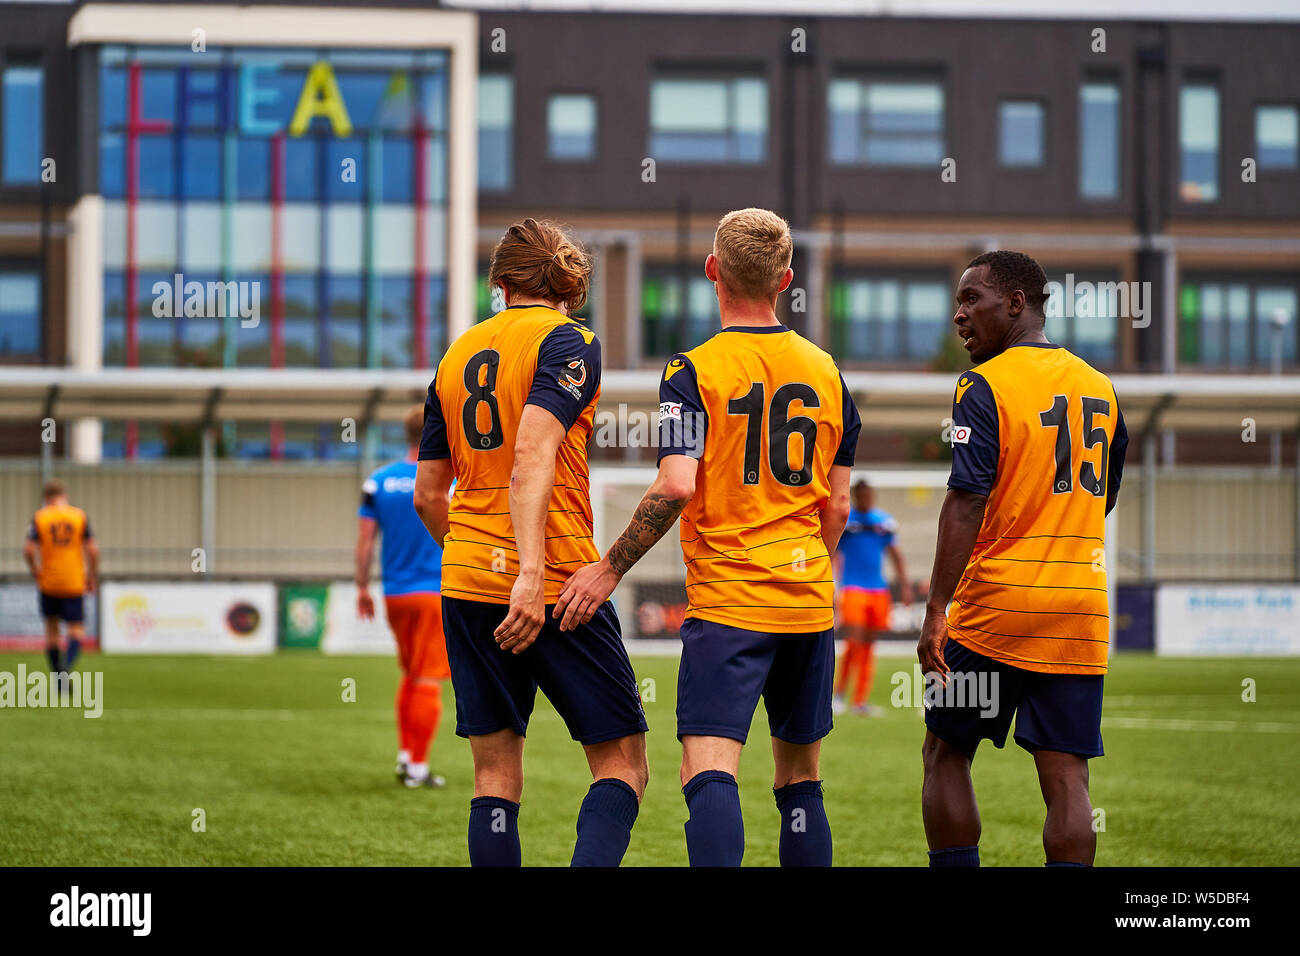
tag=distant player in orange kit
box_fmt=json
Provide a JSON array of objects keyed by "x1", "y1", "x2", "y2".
[{"x1": 24, "y1": 479, "x2": 99, "y2": 687}]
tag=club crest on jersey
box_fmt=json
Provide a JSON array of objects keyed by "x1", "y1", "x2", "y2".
[
  {"x1": 559, "y1": 358, "x2": 587, "y2": 399},
  {"x1": 951, "y1": 425, "x2": 972, "y2": 445}
]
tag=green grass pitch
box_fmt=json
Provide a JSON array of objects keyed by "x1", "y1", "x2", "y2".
[{"x1": 2, "y1": 651, "x2": 1297, "y2": 866}]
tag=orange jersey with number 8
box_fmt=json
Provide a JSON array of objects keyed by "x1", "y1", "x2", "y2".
[{"x1": 421, "y1": 305, "x2": 602, "y2": 605}]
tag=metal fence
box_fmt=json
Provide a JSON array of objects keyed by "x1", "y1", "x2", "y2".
[{"x1": 0, "y1": 458, "x2": 1296, "y2": 584}]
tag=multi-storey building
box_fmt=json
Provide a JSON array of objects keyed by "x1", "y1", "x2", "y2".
[{"x1": 1, "y1": 0, "x2": 1297, "y2": 463}]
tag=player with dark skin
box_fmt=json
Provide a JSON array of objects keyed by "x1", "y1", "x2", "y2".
[{"x1": 917, "y1": 262, "x2": 1096, "y2": 866}]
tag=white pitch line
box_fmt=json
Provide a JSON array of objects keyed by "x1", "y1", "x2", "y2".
[
  {"x1": 96, "y1": 709, "x2": 393, "y2": 721},
  {"x1": 1102, "y1": 716, "x2": 1300, "y2": 734}
]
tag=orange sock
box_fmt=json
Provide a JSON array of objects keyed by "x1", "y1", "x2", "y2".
[
  {"x1": 405, "y1": 680, "x2": 443, "y2": 765},
  {"x1": 835, "y1": 643, "x2": 859, "y2": 696},
  {"x1": 852, "y1": 643, "x2": 876, "y2": 708},
  {"x1": 396, "y1": 676, "x2": 414, "y2": 754}
]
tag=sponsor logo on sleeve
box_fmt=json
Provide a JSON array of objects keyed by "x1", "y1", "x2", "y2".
[
  {"x1": 951, "y1": 425, "x2": 972, "y2": 445},
  {"x1": 559, "y1": 358, "x2": 587, "y2": 399},
  {"x1": 658, "y1": 401, "x2": 683, "y2": 423}
]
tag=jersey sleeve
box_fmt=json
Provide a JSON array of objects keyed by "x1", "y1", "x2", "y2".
[
  {"x1": 1106, "y1": 400, "x2": 1129, "y2": 516},
  {"x1": 525, "y1": 323, "x2": 602, "y2": 430},
  {"x1": 657, "y1": 354, "x2": 708, "y2": 461},
  {"x1": 835, "y1": 374, "x2": 861, "y2": 466},
  {"x1": 26, "y1": 518, "x2": 38, "y2": 542},
  {"x1": 358, "y1": 476, "x2": 379, "y2": 521},
  {"x1": 82, "y1": 518, "x2": 93, "y2": 540},
  {"x1": 418, "y1": 378, "x2": 451, "y2": 461},
  {"x1": 947, "y1": 372, "x2": 1000, "y2": 496},
  {"x1": 877, "y1": 513, "x2": 899, "y2": 547}
]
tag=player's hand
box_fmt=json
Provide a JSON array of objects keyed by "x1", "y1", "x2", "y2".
[
  {"x1": 496, "y1": 570, "x2": 546, "y2": 654},
  {"x1": 900, "y1": 582, "x2": 915, "y2": 606},
  {"x1": 917, "y1": 606, "x2": 950, "y2": 686},
  {"x1": 554, "y1": 558, "x2": 621, "y2": 632},
  {"x1": 85, "y1": 576, "x2": 97, "y2": 595},
  {"x1": 356, "y1": 587, "x2": 375, "y2": 620}
]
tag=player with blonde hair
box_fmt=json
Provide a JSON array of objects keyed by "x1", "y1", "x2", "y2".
[{"x1": 558, "y1": 208, "x2": 860, "y2": 866}]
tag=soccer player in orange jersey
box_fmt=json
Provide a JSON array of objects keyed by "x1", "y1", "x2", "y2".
[
  {"x1": 356, "y1": 405, "x2": 449, "y2": 789},
  {"x1": 414, "y1": 219, "x2": 647, "y2": 867},
  {"x1": 918, "y1": 251, "x2": 1128, "y2": 868},
  {"x1": 557, "y1": 209, "x2": 860, "y2": 867},
  {"x1": 24, "y1": 479, "x2": 99, "y2": 688}
]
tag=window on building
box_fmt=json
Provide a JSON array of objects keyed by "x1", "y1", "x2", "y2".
[
  {"x1": 642, "y1": 269, "x2": 718, "y2": 357},
  {"x1": 0, "y1": 269, "x2": 41, "y2": 359},
  {"x1": 476, "y1": 267, "x2": 502, "y2": 318},
  {"x1": 1042, "y1": 271, "x2": 1121, "y2": 366},
  {"x1": 1179, "y1": 274, "x2": 1299, "y2": 367},
  {"x1": 97, "y1": 45, "x2": 452, "y2": 397},
  {"x1": 998, "y1": 100, "x2": 1045, "y2": 167},
  {"x1": 1079, "y1": 81, "x2": 1120, "y2": 199},
  {"x1": 1256, "y1": 104, "x2": 1299, "y2": 170},
  {"x1": 2, "y1": 61, "x2": 43, "y2": 184},
  {"x1": 1180, "y1": 81, "x2": 1220, "y2": 201},
  {"x1": 828, "y1": 75, "x2": 944, "y2": 166},
  {"x1": 479, "y1": 73, "x2": 513, "y2": 189},
  {"x1": 649, "y1": 75, "x2": 767, "y2": 163},
  {"x1": 829, "y1": 271, "x2": 950, "y2": 362},
  {"x1": 548, "y1": 93, "x2": 596, "y2": 160}
]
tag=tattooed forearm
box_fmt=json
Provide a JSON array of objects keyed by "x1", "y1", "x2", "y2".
[{"x1": 607, "y1": 492, "x2": 688, "y2": 575}]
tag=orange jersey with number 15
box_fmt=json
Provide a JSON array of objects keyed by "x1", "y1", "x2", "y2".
[
  {"x1": 420, "y1": 305, "x2": 602, "y2": 605},
  {"x1": 657, "y1": 325, "x2": 861, "y2": 634},
  {"x1": 946, "y1": 342, "x2": 1129, "y2": 675}
]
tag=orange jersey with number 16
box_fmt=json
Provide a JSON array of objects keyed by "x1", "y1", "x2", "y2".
[
  {"x1": 657, "y1": 325, "x2": 862, "y2": 634},
  {"x1": 420, "y1": 305, "x2": 602, "y2": 605}
]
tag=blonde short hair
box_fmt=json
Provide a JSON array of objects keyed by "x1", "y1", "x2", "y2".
[{"x1": 712, "y1": 208, "x2": 793, "y2": 301}]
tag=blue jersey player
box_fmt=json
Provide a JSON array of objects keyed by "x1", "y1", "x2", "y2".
[
  {"x1": 833, "y1": 480, "x2": 912, "y2": 715},
  {"x1": 356, "y1": 405, "x2": 450, "y2": 789}
]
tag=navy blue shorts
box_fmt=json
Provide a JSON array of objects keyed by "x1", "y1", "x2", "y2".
[
  {"x1": 441, "y1": 596, "x2": 647, "y2": 745},
  {"x1": 39, "y1": 592, "x2": 84, "y2": 624},
  {"x1": 923, "y1": 638, "x2": 1105, "y2": 758},
  {"x1": 677, "y1": 618, "x2": 835, "y2": 745}
]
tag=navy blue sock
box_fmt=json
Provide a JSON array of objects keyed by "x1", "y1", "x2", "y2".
[
  {"x1": 929, "y1": 845, "x2": 980, "y2": 867},
  {"x1": 468, "y1": 796, "x2": 521, "y2": 867},
  {"x1": 45, "y1": 646, "x2": 61, "y2": 674},
  {"x1": 65, "y1": 638, "x2": 82, "y2": 671},
  {"x1": 774, "y1": 780, "x2": 832, "y2": 867},
  {"x1": 1046, "y1": 860, "x2": 1091, "y2": 867},
  {"x1": 682, "y1": 770, "x2": 744, "y2": 867},
  {"x1": 571, "y1": 778, "x2": 640, "y2": 867}
]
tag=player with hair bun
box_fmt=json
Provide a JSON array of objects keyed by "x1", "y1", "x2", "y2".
[{"x1": 414, "y1": 218, "x2": 648, "y2": 868}]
